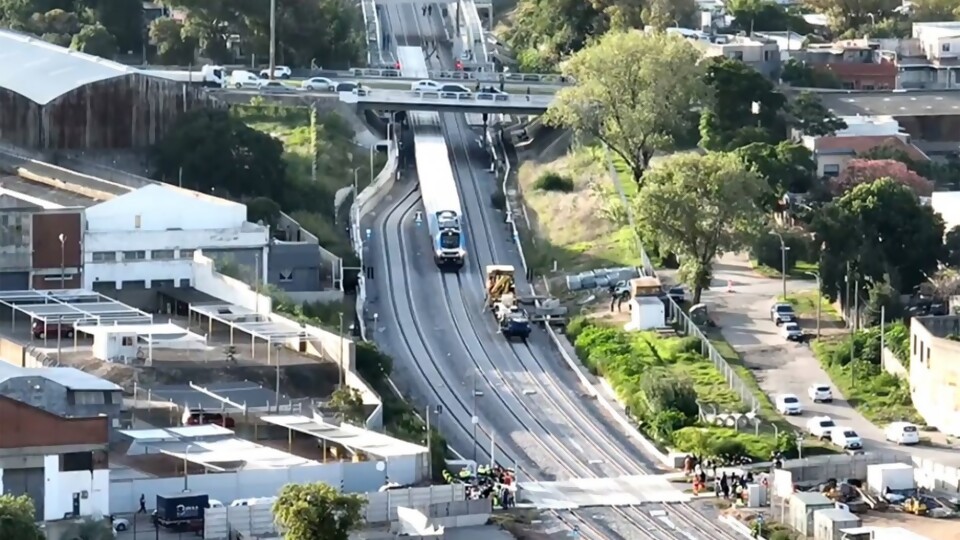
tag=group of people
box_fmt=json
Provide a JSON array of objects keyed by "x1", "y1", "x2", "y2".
[
  {"x1": 442, "y1": 464, "x2": 517, "y2": 509},
  {"x1": 683, "y1": 454, "x2": 758, "y2": 499}
]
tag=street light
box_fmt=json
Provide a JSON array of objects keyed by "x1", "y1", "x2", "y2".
[
  {"x1": 183, "y1": 444, "x2": 195, "y2": 491},
  {"x1": 769, "y1": 231, "x2": 789, "y2": 299},
  {"x1": 58, "y1": 233, "x2": 66, "y2": 289},
  {"x1": 805, "y1": 271, "x2": 822, "y2": 338}
]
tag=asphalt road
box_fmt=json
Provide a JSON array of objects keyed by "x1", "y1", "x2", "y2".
[
  {"x1": 704, "y1": 254, "x2": 960, "y2": 466},
  {"x1": 361, "y1": 4, "x2": 746, "y2": 539}
]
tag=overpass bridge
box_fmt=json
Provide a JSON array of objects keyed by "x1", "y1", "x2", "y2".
[{"x1": 213, "y1": 87, "x2": 552, "y2": 114}]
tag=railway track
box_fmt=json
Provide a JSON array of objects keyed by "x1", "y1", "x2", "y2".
[{"x1": 373, "y1": 3, "x2": 745, "y2": 538}]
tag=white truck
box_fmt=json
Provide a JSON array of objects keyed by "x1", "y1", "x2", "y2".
[{"x1": 139, "y1": 64, "x2": 226, "y2": 88}]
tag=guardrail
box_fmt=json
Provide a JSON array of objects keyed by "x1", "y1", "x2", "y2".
[{"x1": 348, "y1": 67, "x2": 572, "y2": 84}]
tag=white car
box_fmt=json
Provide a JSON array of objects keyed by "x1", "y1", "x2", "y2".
[
  {"x1": 411, "y1": 80, "x2": 441, "y2": 92},
  {"x1": 776, "y1": 393, "x2": 803, "y2": 415},
  {"x1": 806, "y1": 415, "x2": 836, "y2": 439},
  {"x1": 229, "y1": 70, "x2": 261, "y2": 88},
  {"x1": 112, "y1": 516, "x2": 130, "y2": 532},
  {"x1": 831, "y1": 426, "x2": 863, "y2": 450},
  {"x1": 780, "y1": 321, "x2": 803, "y2": 342},
  {"x1": 303, "y1": 77, "x2": 336, "y2": 91},
  {"x1": 885, "y1": 421, "x2": 920, "y2": 445},
  {"x1": 230, "y1": 496, "x2": 277, "y2": 507},
  {"x1": 259, "y1": 65, "x2": 292, "y2": 79},
  {"x1": 808, "y1": 383, "x2": 833, "y2": 403}
]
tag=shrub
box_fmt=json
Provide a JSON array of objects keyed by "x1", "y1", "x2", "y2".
[
  {"x1": 533, "y1": 171, "x2": 575, "y2": 192},
  {"x1": 673, "y1": 427, "x2": 798, "y2": 460},
  {"x1": 752, "y1": 230, "x2": 815, "y2": 272}
]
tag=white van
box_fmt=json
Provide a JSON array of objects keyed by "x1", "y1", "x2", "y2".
[
  {"x1": 885, "y1": 422, "x2": 920, "y2": 445},
  {"x1": 230, "y1": 496, "x2": 277, "y2": 507},
  {"x1": 830, "y1": 426, "x2": 863, "y2": 450},
  {"x1": 229, "y1": 70, "x2": 261, "y2": 89}
]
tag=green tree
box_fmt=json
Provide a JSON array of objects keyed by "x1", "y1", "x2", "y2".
[
  {"x1": 699, "y1": 57, "x2": 787, "y2": 151},
  {"x1": 70, "y1": 22, "x2": 118, "y2": 57},
  {"x1": 641, "y1": 0, "x2": 697, "y2": 30},
  {"x1": 329, "y1": 387, "x2": 367, "y2": 426},
  {"x1": 945, "y1": 226, "x2": 960, "y2": 267},
  {"x1": 151, "y1": 109, "x2": 287, "y2": 203},
  {"x1": 546, "y1": 31, "x2": 709, "y2": 185},
  {"x1": 505, "y1": 0, "x2": 609, "y2": 71},
  {"x1": 0, "y1": 494, "x2": 44, "y2": 540},
  {"x1": 900, "y1": 0, "x2": 960, "y2": 21},
  {"x1": 273, "y1": 483, "x2": 366, "y2": 540},
  {"x1": 247, "y1": 196, "x2": 282, "y2": 230},
  {"x1": 789, "y1": 91, "x2": 847, "y2": 136},
  {"x1": 802, "y1": 0, "x2": 900, "y2": 33},
  {"x1": 864, "y1": 279, "x2": 903, "y2": 326},
  {"x1": 814, "y1": 179, "x2": 945, "y2": 301},
  {"x1": 735, "y1": 141, "x2": 816, "y2": 200},
  {"x1": 726, "y1": 0, "x2": 812, "y2": 32},
  {"x1": 83, "y1": 0, "x2": 142, "y2": 54},
  {"x1": 634, "y1": 152, "x2": 769, "y2": 302},
  {"x1": 781, "y1": 58, "x2": 842, "y2": 88},
  {"x1": 149, "y1": 17, "x2": 196, "y2": 64}
]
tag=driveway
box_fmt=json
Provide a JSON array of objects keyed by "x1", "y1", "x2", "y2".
[{"x1": 701, "y1": 253, "x2": 960, "y2": 467}]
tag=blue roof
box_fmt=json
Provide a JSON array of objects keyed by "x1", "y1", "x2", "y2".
[
  {"x1": 0, "y1": 29, "x2": 136, "y2": 105},
  {"x1": 0, "y1": 363, "x2": 121, "y2": 391}
]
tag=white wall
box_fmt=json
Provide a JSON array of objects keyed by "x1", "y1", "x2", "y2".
[
  {"x1": 192, "y1": 252, "x2": 272, "y2": 313},
  {"x1": 932, "y1": 191, "x2": 960, "y2": 233},
  {"x1": 42, "y1": 456, "x2": 110, "y2": 521},
  {"x1": 83, "y1": 184, "x2": 268, "y2": 289}
]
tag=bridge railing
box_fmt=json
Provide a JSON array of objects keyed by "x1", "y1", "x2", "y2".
[
  {"x1": 347, "y1": 67, "x2": 572, "y2": 84},
  {"x1": 359, "y1": 0, "x2": 382, "y2": 66}
]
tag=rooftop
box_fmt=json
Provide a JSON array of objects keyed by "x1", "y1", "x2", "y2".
[
  {"x1": 812, "y1": 135, "x2": 928, "y2": 162},
  {"x1": 0, "y1": 363, "x2": 121, "y2": 391},
  {"x1": 149, "y1": 381, "x2": 295, "y2": 411},
  {"x1": 0, "y1": 175, "x2": 98, "y2": 208},
  {"x1": 0, "y1": 29, "x2": 137, "y2": 105},
  {"x1": 0, "y1": 288, "x2": 152, "y2": 325},
  {"x1": 818, "y1": 91, "x2": 960, "y2": 117},
  {"x1": 262, "y1": 415, "x2": 428, "y2": 458},
  {"x1": 190, "y1": 303, "x2": 309, "y2": 341},
  {"x1": 120, "y1": 425, "x2": 319, "y2": 470}
]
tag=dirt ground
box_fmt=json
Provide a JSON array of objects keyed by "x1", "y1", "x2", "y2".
[{"x1": 861, "y1": 511, "x2": 960, "y2": 539}]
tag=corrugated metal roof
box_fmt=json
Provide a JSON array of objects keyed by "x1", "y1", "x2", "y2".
[
  {"x1": 0, "y1": 29, "x2": 137, "y2": 105},
  {"x1": 0, "y1": 363, "x2": 121, "y2": 391}
]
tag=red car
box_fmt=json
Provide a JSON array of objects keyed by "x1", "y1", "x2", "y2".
[{"x1": 32, "y1": 320, "x2": 74, "y2": 339}]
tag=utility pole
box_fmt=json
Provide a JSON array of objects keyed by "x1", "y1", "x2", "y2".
[
  {"x1": 806, "y1": 271, "x2": 822, "y2": 338},
  {"x1": 338, "y1": 312, "x2": 345, "y2": 389},
  {"x1": 268, "y1": 0, "x2": 277, "y2": 80}
]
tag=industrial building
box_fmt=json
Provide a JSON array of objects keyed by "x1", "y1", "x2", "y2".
[
  {"x1": 0, "y1": 158, "x2": 334, "y2": 303},
  {"x1": 0, "y1": 28, "x2": 209, "y2": 150},
  {"x1": 0, "y1": 387, "x2": 111, "y2": 521}
]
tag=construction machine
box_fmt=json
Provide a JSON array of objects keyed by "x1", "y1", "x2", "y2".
[{"x1": 485, "y1": 265, "x2": 568, "y2": 340}]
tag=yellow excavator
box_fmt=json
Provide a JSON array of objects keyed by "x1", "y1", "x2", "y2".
[{"x1": 484, "y1": 265, "x2": 567, "y2": 339}]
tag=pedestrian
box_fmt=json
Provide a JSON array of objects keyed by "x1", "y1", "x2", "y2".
[
  {"x1": 616, "y1": 291, "x2": 626, "y2": 312},
  {"x1": 138, "y1": 493, "x2": 147, "y2": 514},
  {"x1": 499, "y1": 80, "x2": 505, "y2": 92},
  {"x1": 422, "y1": 5, "x2": 427, "y2": 15},
  {"x1": 525, "y1": 86, "x2": 530, "y2": 101},
  {"x1": 428, "y1": 4, "x2": 433, "y2": 15},
  {"x1": 475, "y1": 80, "x2": 481, "y2": 92}
]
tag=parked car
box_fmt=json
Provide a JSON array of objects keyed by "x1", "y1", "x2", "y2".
[
  {"x1": 439, "y1": 83, "x2": 471, "y2": 94},
  {"x1": 32, "y1": 320, "x2": 74, "y2": 339},
  {"x1": 257, "y1": 79, "x2": 293, "y2": 92},
  {"x1": 182, "y1": 408, "x2": 236, "y2": 428},
  {"x1": 831, "y1": 426, "x2": 863, "y2": 450},
  {"x1": 229, "y1": 70, "x2": 260, "y2": 88},
  {"x1": 806, "y1": 415, "x2": 836, "y2": 439},
  {"x1": 775, "y1": 393, "x2": 803, "y2": 415},
  {"x1": 807, "y1": 383, "x2": 833, "y2": 403},
  {"x1": 111, "y1": 516, "x2": 130, "y2": 532},
  {"x1": 780, "y1": 321, "x2": 803, "y2": 342},
  {"x1": 335, "y1": 81, "x2": 360, "y2": 93},
  {"x1": 259, "y1": 65, "x2": 292, "y2": 79},
  {"x1": 411, "y1": 79, "x2": 441, "y2": 92},
  {"x1": 770, "y1": 303, "x2": 797, "y2": 325},
  {"x1": 303, "y1": 77, "x2": 336, "y2": 91},
  {"x1": 230, "y1": 497, "x2": 277, "y2": 507},
  {"x1": 885, "y1": 421, "x2": 920, "y2": 445}
]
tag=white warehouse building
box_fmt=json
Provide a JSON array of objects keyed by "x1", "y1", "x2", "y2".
[{"x1": 83, "y1": 184, "x2": 268, "y2": 291}]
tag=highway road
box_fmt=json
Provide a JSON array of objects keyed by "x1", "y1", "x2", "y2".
[{"x1": 362, "y1": 3, "x2": 745, "y2": 539}]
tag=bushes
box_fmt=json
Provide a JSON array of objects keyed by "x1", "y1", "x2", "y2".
[
  {"x1": 533, "y1": 171, "x2": 575, "y2": 192},
  {"x1": 673, "y1": 427, "x2": 798, "y2": 461}
]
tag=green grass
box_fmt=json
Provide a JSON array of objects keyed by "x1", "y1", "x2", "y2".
[
  {"x1": 751, "y1": 259, "x2": 819, "y2": 279},
  {"x1": 813, "y1": 339, "x2": 923, "y2": 426},
  {"x1": 778, "y1": 291, "x2": 840, "y2": 321},
  {"x1": 672, "y1": 355, "x2": 746, "y2": 412}
]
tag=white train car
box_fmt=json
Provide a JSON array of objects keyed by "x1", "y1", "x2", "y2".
[{"x1": 397, "y1": 46, "x2": 466, "y2": 270}]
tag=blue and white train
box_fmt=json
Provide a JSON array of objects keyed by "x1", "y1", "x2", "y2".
[{"x1": 397, "y1": 46, "x2": 466, "y2": 271}]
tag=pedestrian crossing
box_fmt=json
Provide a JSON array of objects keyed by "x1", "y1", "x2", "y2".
[{"x1": 517, "y1": 475, "x2": 691, "y2": 510}]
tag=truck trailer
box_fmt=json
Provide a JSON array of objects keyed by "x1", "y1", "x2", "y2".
[
  {"x1": 153, "y1": 492, "x2": 209, "y2": 532},
  {"x1": 484, "y1": 265, "x2": 567, "y2": 340}
]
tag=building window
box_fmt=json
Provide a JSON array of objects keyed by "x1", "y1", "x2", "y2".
[
  {"x1": 763, "y1": 50, "x2": 772, "y2": 61},
  {"x1": 913, "y1": 334, "x2": 917, "y2": 354},
  {"x1": 943, "y1": 43, "x2": 951, "y2": 52},
  {"x1": 122, "y1": 336, "x2": 134, "y2": 346},
  {"x1": 278, "y1": 269, "x2": 294, "y2": 283},
  {"x1": 823, "y1": 164, "x2": 841, "y2": 177},
  {"x1": 927, "y1": 346, "x2": 931, "y2": 364},
  {"x1": 60, "y1": 451, "x2": 94, "y2": 472},
  {"x1": 179, "y1": 278, "x2": 191, "y2": 287},
  {"x1": 122, "y1": 250, "x2": 146, "y2": 261},
  {"x1": 861, "y1": 84, "x2": 875, "y2": 90},
  {"x1": 92, "y1": 251, "x2": 116, "y2": 262},
  {"x1": 134, "y1": 214, "x2": 142, "y2": 229},
  {"x1": 71, "y1": 390, "x2": 105, "y2": 405},
  {"x1": 180, "y1": 249, "x2": 195, "y2": 259},
  {"x1": 151, "y1": 249, "x2": 175, "y2": 260},
  {"x1": 731, "y1": 50, "x2": 744, "y2": 61}
]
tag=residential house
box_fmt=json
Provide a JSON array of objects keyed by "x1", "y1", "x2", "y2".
[
  {"x1": 799, "y1": 40, "x2": 898, "y2": 89},
  {"x1": 697, "y1": 35, "x2": 782, "y2": 79},
  {"x1": 803, "y1": 135, "x2": 928, "y2": 177},
  {"x1": 909, "y1": 315, "x2": 960, "y2": 436}
]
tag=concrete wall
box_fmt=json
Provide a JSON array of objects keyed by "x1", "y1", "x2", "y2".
[
  {"x1": 882, "y1": 347, "x2": 908, "y2": 378},
  {"x1": 200, "y1": 485, "x2": 471, "y2": 539},
  {"x1": 910, "y1": 317, "x2": 960, "y2": 435},
  {"x1": 267, "y1": 242, "x2": 322, "y2": 292},
  {"x1": 192, "y1": 252, "x2": 273, "y2": 313},
  {"x1": 43, "y1": 456, "x2": 110, "y2": 521}
]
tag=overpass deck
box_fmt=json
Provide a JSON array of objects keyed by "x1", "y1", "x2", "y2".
[{"x1": 517, "y1": 475, "x2": 690, "y2": 510}]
